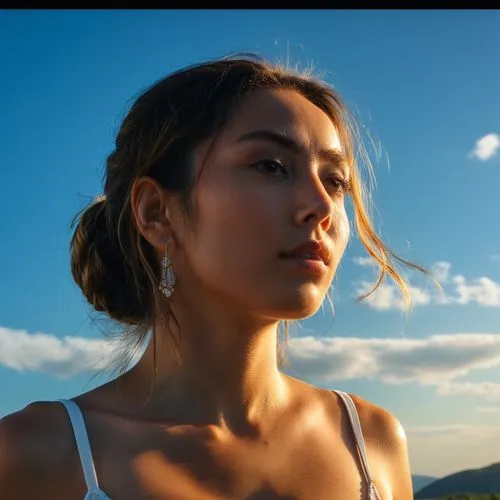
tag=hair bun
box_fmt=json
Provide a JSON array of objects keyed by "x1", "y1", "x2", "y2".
[{"x1": 70, "y1": 198, "x2": 145, "y2": 324}]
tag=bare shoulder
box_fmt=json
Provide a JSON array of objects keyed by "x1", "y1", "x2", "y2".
[
  {"x1": 346, "y1": 393, "x2": 408, "y2": 449},
  {"x1": 0, "y1": 401, "x2": 77, "y2": 500},
  {"x1": 346, "y1": 392, "x2": 413, "y2": 499},
  {"x1": 289, "y1": 380, "x2": 407, "y2": 449}
]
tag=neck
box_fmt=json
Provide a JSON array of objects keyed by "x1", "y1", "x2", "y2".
[{"x1": 121, "y1": 293, "x2": 289, "y2": 435}]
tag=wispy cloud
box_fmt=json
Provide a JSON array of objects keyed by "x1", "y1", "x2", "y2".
[
  {"x1": 287, "y1": 333, "x2": 500, "y2": 396},
  {"x1": 475, "y1": 405, "x2": 500, "y2": 414},
  {"x1": 438, "y1": 381, "x2": 500, "y2": 400},
  {"x1": 432, "y1": 261, "x2": 452, "y2": 283},
  {"x1": 406, "y1": 424, "x2": 498, "y2": 438},
  {"x1": 354, "y1": 281, "x2": 433, "y2": 311},
  {"x1": 468, "y1": 133, "x2": 500, "y2": 161},
  {"x1": 352, "y1": 256, "x2": 375, "y2": 267},
  {"x1": 353, "y1": 259, "x2": 500, "y2": 310},
  {"x1": 0, "y1": 327, "x2": 115, "y2": 378}
]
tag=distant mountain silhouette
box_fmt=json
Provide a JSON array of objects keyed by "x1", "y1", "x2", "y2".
[
  {"x1": 414, "y1": 462, "x2": 500, "y2": 498},
  {"x1": 412, "y1": 474, "x2": 439, "y2": 493}
]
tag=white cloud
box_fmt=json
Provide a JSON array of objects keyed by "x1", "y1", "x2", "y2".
[
  {"x1": 432, "y1": 261, "x2": 452, "y2": 284},
  {"x1": 406, "y1": 424, "x2": 497, "y2": 438},
  {"x1": 352, "y1": 256, "x2": 375, "y2": 267},
  {"x1": 287, "y1": 333, "x2": 500, "y2": 390},
  {"x1": 0, "y1": 327, "x2": 116, "y2": 378},
  {"x1": 475, "y1": 406, "x2": 500, "y2": 413},
  {"x1": 353, "y1": 280, "x2": 433, "y2": 311},
  {"x1": 452, "y1": 275, "x2": 500, "y2": 307},
  {"x1": 352, "y1": 259, "x2": 500, "y2": 310},
  {"x1": 438, "y1": 380, "x2": 500, "y2": 400},
  {"x1": 469, "y1": 133, "x2": 500, "y2": 161}
]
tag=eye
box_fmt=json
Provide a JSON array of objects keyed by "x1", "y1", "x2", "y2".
[
  {"x1": 251, "y1": 158, "x2": 288, "y2": 179},
  {"x1": 326, "y1": 175, "x2": 351, "y2": 195}
]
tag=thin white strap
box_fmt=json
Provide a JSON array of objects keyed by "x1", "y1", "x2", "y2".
[
  {"x1": 58, "y1": 399, "x2": 100, "y2": 491},
  {"x1": 333, "y1": 391, "x2": 381, "y2": 499}
]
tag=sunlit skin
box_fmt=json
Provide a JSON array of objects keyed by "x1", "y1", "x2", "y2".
[{"x1": 0, "y1": 89, "x2": 413, "y2": 499}]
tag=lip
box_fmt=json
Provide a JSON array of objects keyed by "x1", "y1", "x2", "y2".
[
  {"x1": 278, "y1": 240, "x2": 332, "y2": 276},
  {"x1": 279, "y1": 255, "x2": 328, "y2": 276},
  {"x1": 279, "y1": 240, "x2": 331, "y2": 266}
]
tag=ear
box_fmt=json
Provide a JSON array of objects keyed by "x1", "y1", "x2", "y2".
[{"x1": 130, "y1": 176, "x2": 174, "y2": 252}]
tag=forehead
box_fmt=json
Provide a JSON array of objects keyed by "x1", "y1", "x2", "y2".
[{"x1": 220, "y1": 88, "x2": 342, "y2": 151}]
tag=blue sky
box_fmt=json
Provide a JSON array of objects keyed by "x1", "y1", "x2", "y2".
[{"x1": 1, "y1": 10, "x2": 499, "y2": 478}]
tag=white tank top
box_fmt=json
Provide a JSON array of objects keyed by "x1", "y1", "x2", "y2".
[{"x1": 58, "y1": 390, "x2": 382, "y2": 499}]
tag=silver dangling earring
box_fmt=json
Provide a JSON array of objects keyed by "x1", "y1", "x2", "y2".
[{"x1": 159, "y1": 241, "x2": 176, "y2": 298}]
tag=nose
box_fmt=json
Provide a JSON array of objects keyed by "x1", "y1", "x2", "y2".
[{"x1": 292, "y1": 173, "x2": 334, "y2": 231}]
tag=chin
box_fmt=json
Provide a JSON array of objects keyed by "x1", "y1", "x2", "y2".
[
  {"x1": 263, "y1": 289, "x2": 327, "y2": 320},
  {"x1": 280, "y1": 304, "x2": 323, "y2": 320}
]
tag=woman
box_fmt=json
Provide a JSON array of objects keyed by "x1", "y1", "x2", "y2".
[{"x1": 0, "y1": 55, "x2": 421, "y2": 499}]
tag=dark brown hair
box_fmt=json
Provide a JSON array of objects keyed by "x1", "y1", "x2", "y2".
[{"x1": 70, "y1": 54, "x2": 430, "y2": 373}]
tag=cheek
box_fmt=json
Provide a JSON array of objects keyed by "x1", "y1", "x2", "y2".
[
  {"x1": 202, "y1": 189, "x2": 274, "y2": 249},
  {"x1": 184, "y1": 178, "x2": 283, "y2": 290}
]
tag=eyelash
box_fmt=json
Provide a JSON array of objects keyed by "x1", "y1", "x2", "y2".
[
  {"x1": 326, "y1": 175, "x2": 351, "y2": 194},
  {"x1": 250, "y1": 158, "x2": 351, "y2": 194},
  {"x1": 251, "y1": 158, "x2": 288, "y2": 177}
]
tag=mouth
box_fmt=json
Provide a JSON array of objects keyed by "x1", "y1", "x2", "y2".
[
  {"x1": 278, "y1": 240, "x2": 332, "y2": 275},
  {"x1": 279, "y1": 240, "x2": 331, "y2": 265}
]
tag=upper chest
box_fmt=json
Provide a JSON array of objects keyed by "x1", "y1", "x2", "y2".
[{"x1": 66, "y1": 413, "x2": 389, "y2": 500}]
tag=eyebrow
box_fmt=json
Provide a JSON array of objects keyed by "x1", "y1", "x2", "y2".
[{"x1": 235, "y1": 129, "x2": 349, "y2": 173}]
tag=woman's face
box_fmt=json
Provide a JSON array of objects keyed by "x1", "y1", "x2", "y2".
[{"x1": 176, "y1": 88, "x2": 350, "y2": 320}]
